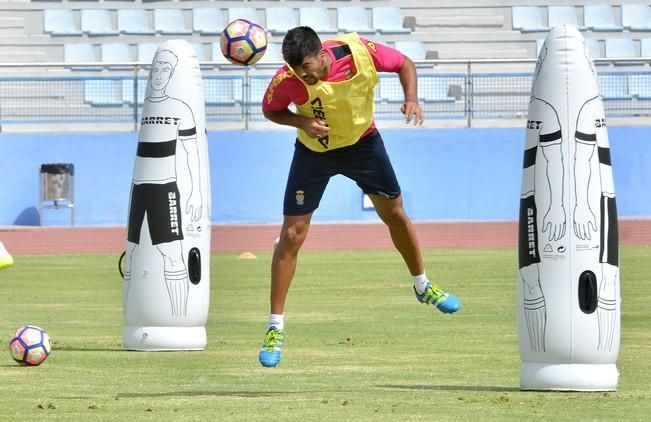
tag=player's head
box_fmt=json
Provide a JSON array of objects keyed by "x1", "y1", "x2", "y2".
[
  {"x1": 150, "y1": 50, "x2": 178, "y2": 91},
  {"x1": 282, "y1": 26, "x2": 328, "y2": 85}
]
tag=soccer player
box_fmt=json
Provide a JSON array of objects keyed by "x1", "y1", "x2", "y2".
[{"x1": 258, "y1": 26, "x2": 461, "y2": 367}]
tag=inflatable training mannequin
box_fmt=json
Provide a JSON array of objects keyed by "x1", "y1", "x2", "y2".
[
  {"x1": 123, "y1": 40, "x2": 211, "y2": 350},
  {"x1": 518, "y1": 25, "x2": 620, "y2": 390}
]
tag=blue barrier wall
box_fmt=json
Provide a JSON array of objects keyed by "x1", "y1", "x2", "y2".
[{"x1": 1, "y1": 127, "x2": 650, "y2": 226}]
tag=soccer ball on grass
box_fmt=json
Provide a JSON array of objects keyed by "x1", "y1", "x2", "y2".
[
  {"x1": 9, "y1": 325, "x2": 52, "y2": 366},
  {"x1": 220, "y1": 19, "x2": 268, "y2": 66}
]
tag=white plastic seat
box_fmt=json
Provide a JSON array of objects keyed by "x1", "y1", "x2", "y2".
[
  {"x1": 372, "y1": 7, "x2": 410, "y2": 34},
  {"x1": 154, "y1": 9, "x2": 191, "y2": 35},
  {"x1": 101, "y1": 43, "x2": 132, "y2": 63},
  {"x1": 81, "y1": 10, "x2": 118, "y2": 35},
  {"x1": 547, "y1": 6, "x2": 584, "y2": 30},
  {"x1": 118, "y1": 9, "x2": 154, "y2": 35},
  {"x1": 512, "y1": 6, "x2": 549, "y2": 32},
  {"x1": 44, "y1": 10, "x2": 82, "y2": 35},
  {"x1": 394, "y1": 41, "x2": 426, "y2": 60},
  {"x1": 266, "y1": 8, "x2": 298, "y2": 35},
  {"x1": 299, "y1": 8, "x2": 337, "y2": 34},
  {"x1": 584, "y1": 6, "x2": 622, "y2": 32},
  {"x1": 337, "y1": 7, "x2": 374, "y2": 34},
  {"x1": 193, "y1": 8, "x2": 225, "y2": 35},
  {"x1": 228, "y1": 8, "x2": 259, "y2": 25},
  {"x1": 621, "y1": 4, "x2": 651, "y2": 31},
  {"x1": 137, "y1": 43, "x2": 160, "y2": 64}
]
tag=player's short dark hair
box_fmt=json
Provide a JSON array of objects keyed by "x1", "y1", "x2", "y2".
[{"x1": 282, "y1": 26, "x2": 322, "y2": 68}]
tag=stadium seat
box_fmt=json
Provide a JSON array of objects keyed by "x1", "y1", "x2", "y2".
[
  {"x1": 585, "y1": 38, "x2": 603, "y2": 60},
  {"x1": 154, "y1": 9, "x2": 191, "y2": 35},
  {"x1": 137, "y1": 43, "x2": 160, "y2": 64},
  {"x1": 536, "y1": 39, "x2": 545, "y2": 57},
  {"x1": 621, "y1": 4, "x2": 651, "y2": 31},
  {"x1": 101, "y1": 43, "x2": 132, "y2": 63},
  {"x1": 64, "y1": 43, "x2": 96, "y2": 63},
  {"x1": 211, "y1": 42, "x2": 230, "y2": 64},
  {"x1": 605, "y1": 38, "x2": 641, "y2": 65},
  {"x1": 117, "y1": 9, "x2": 154, "y2": 35},
  {"x1": 547, "y1": 6, "x2": 585, "y2": 30},
  {"x1": 81, "y1": 10, "x2": 118, "y2": 36},
  {"x1": 598, "y1": 74, "x2": 631, "y2": 100},
  {"x1": 266, "y1": 8, "x2": 298, "y2": 35},
  {"x1": 628, "y1": 74, "x2": 651, "y2": 99},
  {"x1": 372, "y1": 7, "x2": 410, "y2": 34},
  {"x1": 584, "y1": 6, "x2": 621, "y2": 32},
  {"x1": 192, "y1": 43, "x2": 206, "y2": 62},
  {"x1": 394, "y1": 41, "x2": 426, "y2": 60},
  {"x1": 192, "y1": 8, "x2": 225, "y2": 35},
  {"x1": 511, "y1": 6, "x2": 549, "y2": 32},
  {"x1": 337, "y1": 7, "x2": 375, "y2": 34},
  {"x1": 228, "y1": 8, "x2": 259, "y2": 24},
  {"x1": 299, "y1": 8, "x2": 337, "y2": 34},
  {"x1": 44, "y1": 10, "x2": 82, "y2": 35},
  {"x1": 84, "y1": 79, "x2": 122, "y2": 106},
  {"x1": 642, "y1": 39, "x2": 651, "y2": 57}
]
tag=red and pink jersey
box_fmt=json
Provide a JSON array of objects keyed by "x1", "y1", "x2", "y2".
[{"x1": 263, "y1": 38, "x2": 405, "y2": 134}]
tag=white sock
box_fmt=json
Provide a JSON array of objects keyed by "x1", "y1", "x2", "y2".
[
  {"x1": 268, "y1": 314, "x2": 284, "y2": 331},
  {"x1": 413, "y1": 273, "x2": 429, "y2": 295}
]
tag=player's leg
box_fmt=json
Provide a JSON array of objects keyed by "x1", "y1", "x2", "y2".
[
  {"x1": 260, "y1": 141, "x2": 331, "y2": 367},
  {"x1": 370, "y1": 194, "x2": 460, "y2": 313},
  {"x1": 343, "y1": 130, "x2": 460, "y2": 313},
  {"x1": 520, "y1": 263, "x2": 546, "y2": 352},
  {"x1": 157, "y1": 241, "x2": 189, "y2": 317}
]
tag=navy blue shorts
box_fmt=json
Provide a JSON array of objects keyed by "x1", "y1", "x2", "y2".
[{"x1": 283, "y1": 129, "x2": 401, "y2": 216}]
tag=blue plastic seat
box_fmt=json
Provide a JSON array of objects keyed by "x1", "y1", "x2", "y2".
[
  {"x1": 642, "y1": 38, "x2": 651, "y2": 57},
  {"x1": 154, "y1": 9, "x2": 191, "y2": 35},
  {"x1": 337, "y1": 7, "x2": 375, "y2": 34},
  {"x1": 628, "y1": 74, "x2": 651, "y2": 99},
  {"x1": 598, "y1": 74, "x2": 630, "y2": 100},
  {"x1": 547, "y1": 6, "x2": 584, "y2": 30},
  {"x1": 605, "y1": 38, "x2": 641, "y2": 65},
  {"x1": 137, "y1": 43, "x2": 160, "y2": 64},
  {"x1": 394, "y1": 41, "x2": 426, "y2": 60},
  {"x1": 584, "y1": 6, "x2": 621, "y2": 32},
  {"x1": 81, "y1": 9, "x2": 118, "y2": 35},
  {"x1": 512, "y1": 6, "x2": 549, "y2": 32},
  {"x1": 193, "y1": 8, "x2": 225, "y2": 35},
  {"x1": 44, "y1": 10, "x2": 82, "y2": 35},
  {"x1": 299, "y1": 8, "x2": 337, "y2": 34},
  {"x1": 228, "y1": 8, "x2": 259, "y2": 25},
  {"x1": 64, "y1": 43, "x2": 96, "y2": 63},
  {"x1": 84, "y1": 79, "x2": 122, "y2": 106},
  {"x1": 118, "y1": 9, "x2": 154, "y2": 35},
  {"x1": 266, "y1": 7, "x2": 298, "y2": 35},
  {"x1": 372, "y1": 7, "x2": 410, "y2": 34},
  {"x1": 621, "y1": 4, "x2": 651, "y2": 31},
  {"x1": 101, "y1": 43, "x2": 132, "y2": 63},
  {"x1": 211, "y1": 42, "x2": 230, "y2": 64},
  {"x1": 258, "y1": 42, "x2": 283, "y2": 64},
  {"x1": 585, "y1": 39, "x2": 603, "y2": 60}
]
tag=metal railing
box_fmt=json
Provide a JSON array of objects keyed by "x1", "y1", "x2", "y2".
[{"x1": 0, "y1": 58, "x2": 649, "y2": 131}]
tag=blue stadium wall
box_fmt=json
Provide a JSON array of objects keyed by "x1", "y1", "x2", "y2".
[{"x1": 1, "y1": 127, "x2": 650, "y2": 226}]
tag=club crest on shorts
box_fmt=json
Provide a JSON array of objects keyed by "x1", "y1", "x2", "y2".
[{"x1": 295, "y1": 190, "x2": 305, "y2": 206}]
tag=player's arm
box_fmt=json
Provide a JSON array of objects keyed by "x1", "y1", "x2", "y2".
[
  {"x1": 263, "y1": 109, "x2": 329, "y2": 139},
  {"x1": 398, "y1": 56, "x2": 423, "y2": 126}
]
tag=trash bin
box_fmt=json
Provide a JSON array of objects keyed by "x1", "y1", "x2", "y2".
[{"x1": 39, "y1": 163, "x2": 75, "y2": 226}]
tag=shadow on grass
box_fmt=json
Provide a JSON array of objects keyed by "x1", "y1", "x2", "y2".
[
  {"x1": 116, "y1": 391, "x2": 289, "y2": 399},
  {"x1": 54, "y1": 347, "x2": 124, "y2": 352},
  {"x1": 378, "y1": 384, "x2": 520, "y2": 392}
]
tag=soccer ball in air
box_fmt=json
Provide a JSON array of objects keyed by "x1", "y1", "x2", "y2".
[
  {"x1": 9, "y1": 325, "x2": 52, "y2": 366},
  {"x1": 220, "y1": 19, "x2": 268, "y2": 66}
]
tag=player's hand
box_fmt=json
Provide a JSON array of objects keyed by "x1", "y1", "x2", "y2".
[
  {"x1": 401, "y1": 101, "x2": 424, "y2": 126},
  {"x1": 304, "y1": 118, "x2": 330, "y2": 139}
]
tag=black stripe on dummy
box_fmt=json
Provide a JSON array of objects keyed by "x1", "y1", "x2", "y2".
[
  {"x1": 575, "y1": 131, "x2": 597, "y2": 144},
  {"x1": 598, "y1": 146, "x2": 612, "y2": 166},
  {"x1": 523, "y1": 146, "x2": 537, "y2": 168},
  {"x1": 137, "y1": 140, "x2": 176, "y2": 158},
  {"x1": 179, "y1": 127, "x2": 197, "y2": 137},
  {"x1": 539, "y1": 130, "x2": 562, "y2": 144},
  {"x1": 519, "y1": 195, "x2": 541, "y2": 268},
  {"x1": 600, "y1": 195, "x2": 619, "y2": 266}
]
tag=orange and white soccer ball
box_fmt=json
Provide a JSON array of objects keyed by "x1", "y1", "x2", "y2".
[
  {"x1": 220, "y1": 19, "x2": 268, "y2": 66},
  {"x1": 9, "y1": 325, "x2": 52, "y2": 366}
]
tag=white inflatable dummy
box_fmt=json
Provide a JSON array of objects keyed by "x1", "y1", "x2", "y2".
[
  {"x1": 518, "y1": 25, "x2": 620, "y2": 390},
  {"x1": 123, "y1": 40, "x2": 211, "y2": 350}
]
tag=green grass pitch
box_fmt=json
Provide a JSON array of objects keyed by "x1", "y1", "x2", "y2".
[{"x1": 0, "y1": 246, "x2": 650, "y2": 421}]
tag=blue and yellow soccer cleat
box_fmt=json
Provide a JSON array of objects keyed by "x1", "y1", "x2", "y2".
[
  {"x1": 414, "y1": 282, "x2": 461, "y2": 314},
  {"x1": 258, "y1": 327, "x2": 285, "y2": 367}
]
